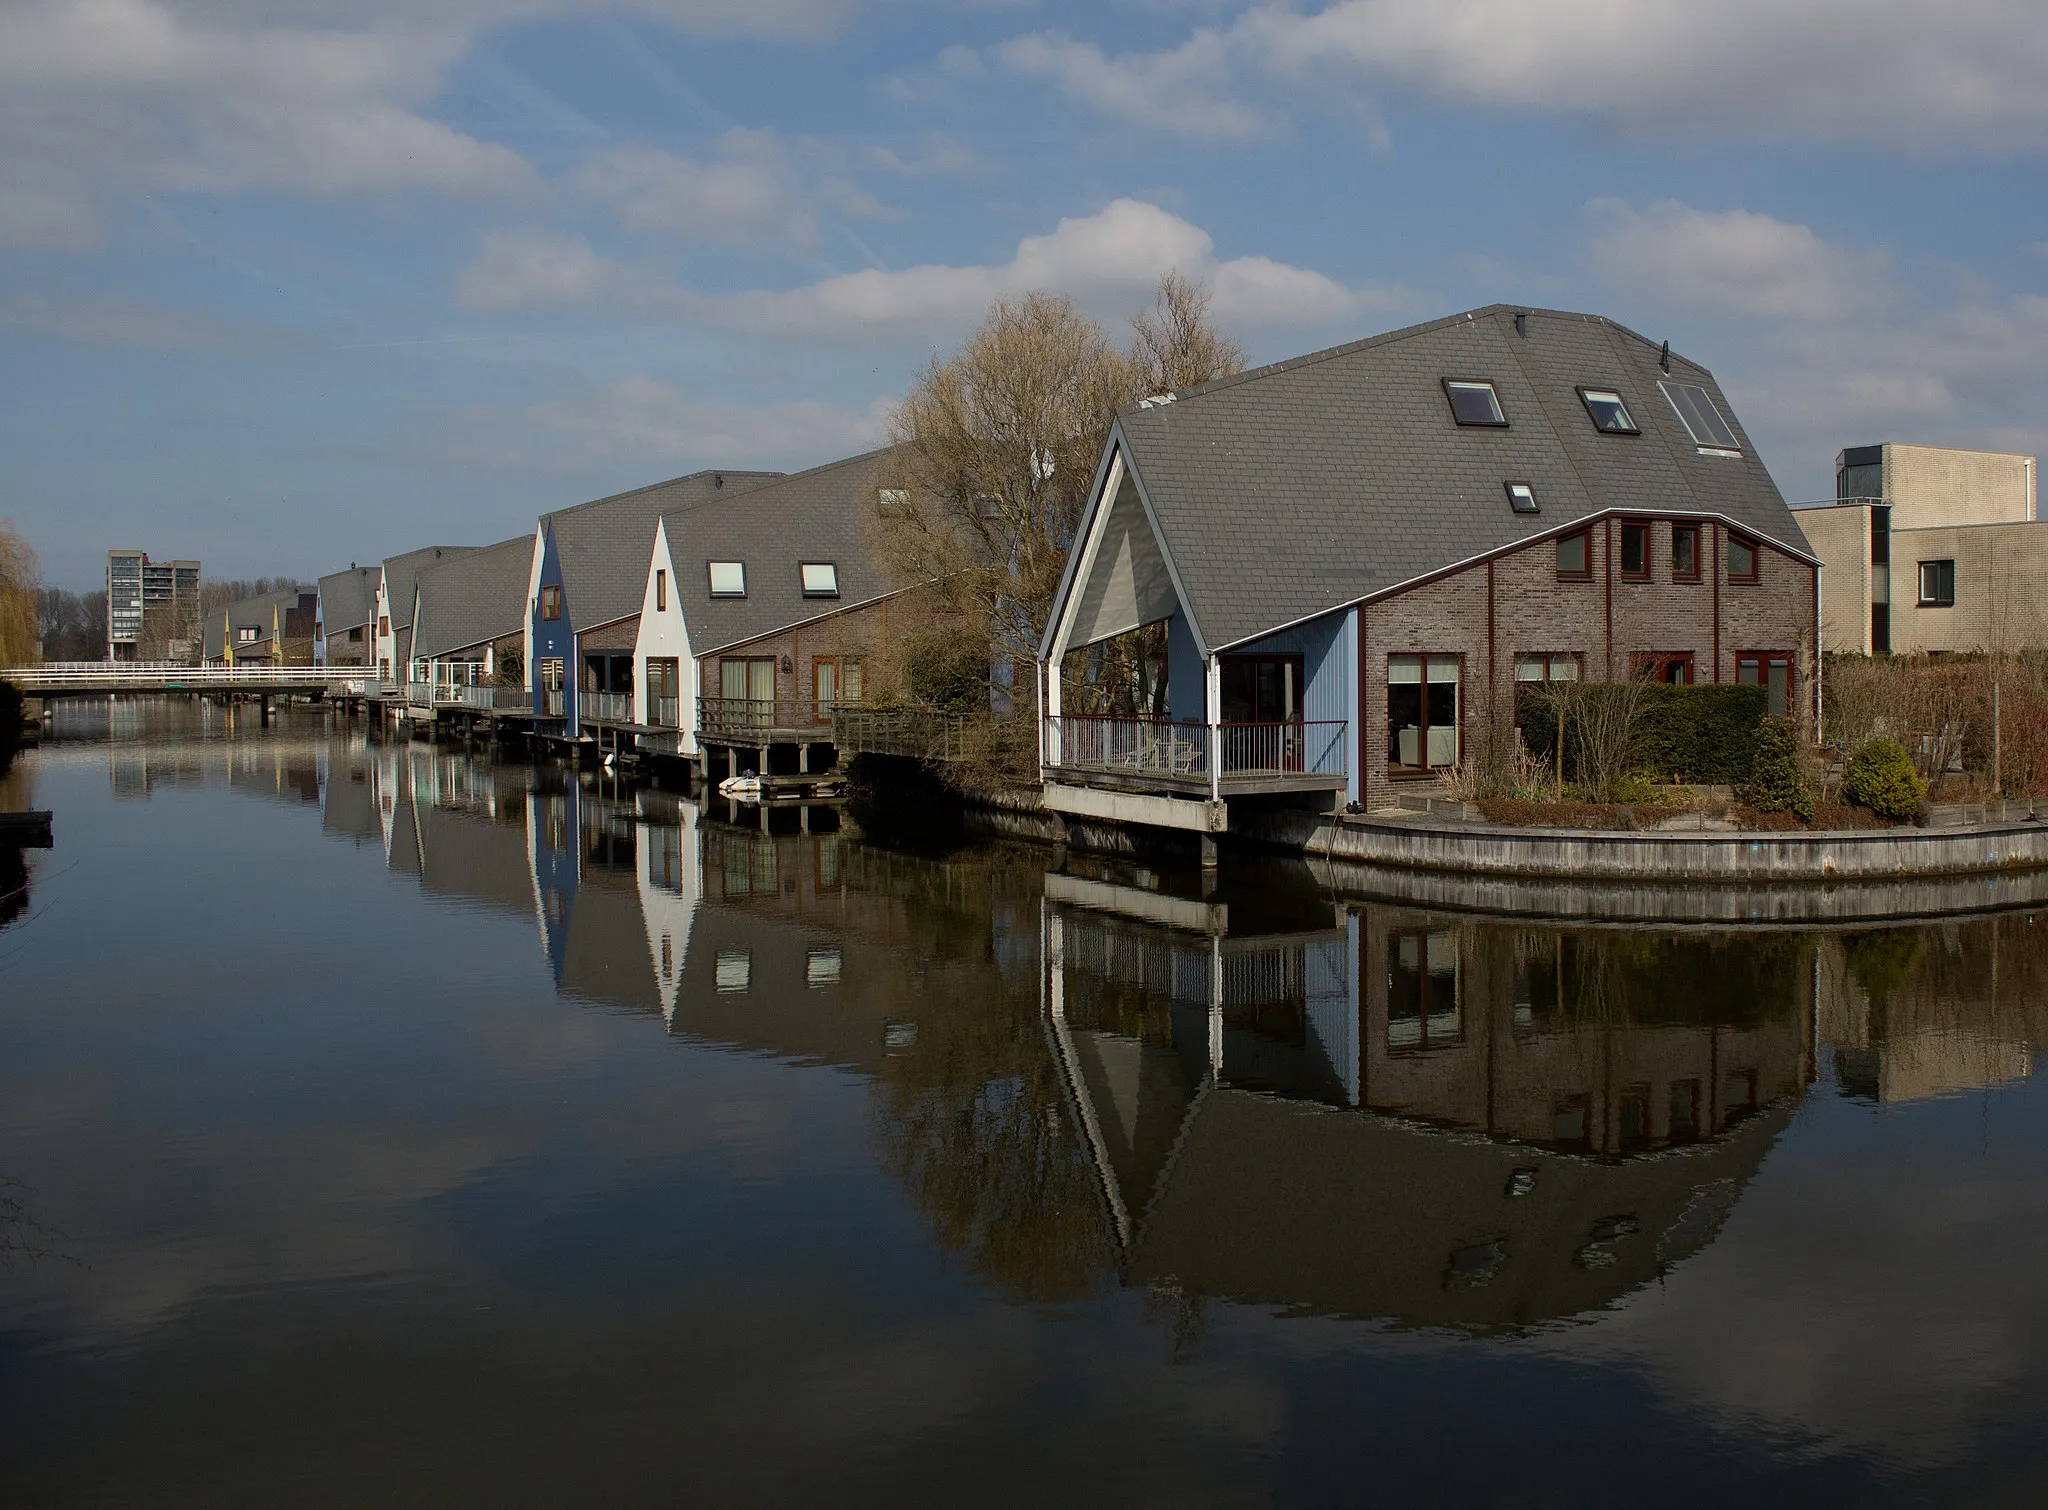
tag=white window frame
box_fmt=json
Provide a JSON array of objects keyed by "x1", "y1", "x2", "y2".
[
  {"x1": 708, "y1": 561, "x2": 746, "y2": 598},
  {"x1": 800, "y1": 562, "x2": 839, "y2": 598}
]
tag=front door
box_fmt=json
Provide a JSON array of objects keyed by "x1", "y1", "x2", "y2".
[{"x1": 1218, "y1": 653, "x2": 1305, "y2": 772}]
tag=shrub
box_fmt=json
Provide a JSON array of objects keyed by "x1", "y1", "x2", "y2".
[
  {"x1": 1520, "y1": 681, "x2": 1766, "y2": 785},
  {"x1": 1741, "y1": 716, "x2": 1814, "y2": 822},
  {"x1": 1843, "y1": 738, "x2": 1924, "y2": 819}
]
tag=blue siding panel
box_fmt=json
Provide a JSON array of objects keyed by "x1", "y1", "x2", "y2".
[
  {"x1": 532, "y1": 527, "x2": 573, "y2": 720},
  {"x1": 1167, "y1": 609, "x2": 1204, "y2": 723},
  {"x1": 1234, "y1": 607, "x2": 1359, "y2": 800}
]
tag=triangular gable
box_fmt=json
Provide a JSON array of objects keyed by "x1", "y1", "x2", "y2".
[{"x1": 1065, "y1": 462, "x2": 1181, "y2": 653}]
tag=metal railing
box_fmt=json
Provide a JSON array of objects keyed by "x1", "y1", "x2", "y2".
[
  {"x1": 405, "y1": 681, "x2": 434, "y2": 708},
  {"x1": 698, "y1": 695, "x2": 833, "y2": 740},
  {"x1": 582, "y1": 691, "x2": 633, "y2": 724},
  {"x1": 1043, "y1": 716, "x2": 1348, "y2": 781},
  {"x1": 540, "y1": 687, "x2": 566, "y2": 718},
  {"x1": 833, "y1": 706, "x2": 971, "y2": 762},
  {"x1": 1, "y1": 662, "x2": 382, "y2": 692},
  {"x1": 650, "y1": 696, "x2": 680, "y2": 728}
]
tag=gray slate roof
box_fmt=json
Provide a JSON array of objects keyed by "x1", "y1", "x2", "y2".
[
  {"x1": 663, "y1": 447, "x2": 900, "y2": 654},
  {"x1": 1106, "y1": 304, "x2": 1813, "y2": 652},
  {"x1": 317, "y1": 566, "x2": 379, "y2": 635},
  {"x1": 545, "y1": 468, "x2": 784, "y2": 632},
  {"x1": 380, "y1": 546, "x2": 473, "y2": 634},
  {"x1": 411, "y1": 535, "x2": 533, "y2": 660},
  {"x1": 203, "y1": 585, "x2": 314, "y2": 660}
]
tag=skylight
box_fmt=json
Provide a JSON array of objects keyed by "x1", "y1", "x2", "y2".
[
  {"x1": 1660, "y1": 381, "x2": 1741, "y2": 452},
  {"x1": 800, "y1": 563, "x2": 839, "y2": 598},
  {"x1": 708, "y1": 561, "x2": 746, "y2": 598},
  {"x1": 1578, "y1": 388, "x2": 1638, "y2": 434},
  {"x1": 1505, "y1": 482, "x2": 1539, "y2": 515},
  {"x1": 1444, "y1": 380, "x2": 1507, "y2": 427}
]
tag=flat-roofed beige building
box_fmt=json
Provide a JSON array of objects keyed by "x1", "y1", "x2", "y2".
[{"x1": 1794, "y1": 442, "x2": 2041, "y2": 654}]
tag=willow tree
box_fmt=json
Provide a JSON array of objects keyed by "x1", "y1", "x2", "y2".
[
  {"x1": 0, "y1": 523, "x2": 39, "y2": 667},
  {"x1": 877, "y1": 275, "x2": 1245, "y2": 762}
]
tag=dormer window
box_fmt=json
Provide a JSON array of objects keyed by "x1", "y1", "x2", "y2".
[
  {"x1": 708, "y1": 561, "x2": 746, "y2": 598},
  {"x1": 1578, "y1": 388, "x2": 1639, "y2": 434},
  {"x1": 1505, "y1": 482, "x2": 1539, "y2": 515},
  {"x1": 1444, "y1": 380, "x2": 1507, "y2": 427},
  {"x1": 800, "y1": 563, "x2": 839, "y2": 598},
  {"x1": 236, "y1": 626, "x2": 259, "y2": 644},
  {"x1": 1660, "y1": 380, "x2": 1741, "y2": 453}
]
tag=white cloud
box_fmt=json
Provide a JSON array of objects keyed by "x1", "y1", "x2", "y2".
[
  {"x1": 436, "y1": 376, "x2": 893, "y2": 470},
  {"x1": 997, "y1": 1, "x2": 2048, "y2": 150},
  {"x1": 990, "y1": 30, "x2": 1278, "y2": 140},
  {"x1": 0, "y1": 0, "x2": 863, "y2": 246},
  {"x1": 704, "y1": 197, "x2": 1387, "y2": 337},
  {"x1": 0, "y1": 290, "x2": 263, "y2": 347},
  {"x1": 576, "y1": 129, "x2": 888, "y2": 249},
  {"x1": 1588, "y1": 200, "x2": 1891, "y2": 320},
  {"x1": 454, "y1": 231, "x2": 624, "y2": 311}
]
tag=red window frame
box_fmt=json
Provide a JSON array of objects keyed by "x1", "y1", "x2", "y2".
[
  {"x1": 1632, "y1": 652, "x2": 1696, "y2": 685},
  {"x1": 1619, "y1": 518, "x2": 1653, "y2": 581},
  {"x1": 1735, "y1": 652, "x2": 1796, "y2": 719},
  {"x1": 1671, "y1": 521, "x2": 1702, "y2": 582}
]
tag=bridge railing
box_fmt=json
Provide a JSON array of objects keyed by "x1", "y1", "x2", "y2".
[{"x1": 2, "y1": 662, "x2": 386, "y2": 693}]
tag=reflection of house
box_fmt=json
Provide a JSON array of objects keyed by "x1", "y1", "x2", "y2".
[
  {"x1": 1045, "y1": 894, "x2": 1813, "y2": 1329},
  {"x1": 1819, "y1": 925, "x2": 2039, "y2": 1103},
  {"x1": 1793, "y1": 443, "x2": 2040, "y2": 655},
  {"x1": 1036, "y1": 306, "x2": 1818, "y2": 834}
]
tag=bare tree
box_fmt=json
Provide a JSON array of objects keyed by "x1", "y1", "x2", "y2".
[
  {"x1": 0, "y1": 523, "x2": 40, "y2": 667},
  {"x1": 1131, "y1": 271, "x2": 1247, "y2": 396},
  {"x1": 875, "y1": 276, "x2": 1246, "y2": 754}
]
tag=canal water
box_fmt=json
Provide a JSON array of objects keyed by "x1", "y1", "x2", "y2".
[{"x1": 3, "y1": 704, "x2": 2047, "y2": 1506}]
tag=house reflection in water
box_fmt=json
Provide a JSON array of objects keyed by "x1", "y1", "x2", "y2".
[{"x1": 1044, "y1": 884, "x2": 1816, "y2": 1332}]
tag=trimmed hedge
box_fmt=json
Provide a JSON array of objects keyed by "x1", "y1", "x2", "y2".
[
  {"x1": 1519, "y1": 682, "x2": 1768, "y2": 784},
  {"x1": 1742, "y1": 715, "x2": 1815, "y2": 821}
]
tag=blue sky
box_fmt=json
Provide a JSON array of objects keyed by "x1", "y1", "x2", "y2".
[{"x1": 2, "y1": 0, "x2": 2045, "y2": 588}]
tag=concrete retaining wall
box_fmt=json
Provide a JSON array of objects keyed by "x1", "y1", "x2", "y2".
[{"x1": 1240, "y1": 808, "x2": 2048, "y2": 883}]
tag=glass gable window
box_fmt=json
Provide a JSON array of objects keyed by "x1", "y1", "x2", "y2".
[
  {"x1": 1556, "y1": 529, "x2": 1591, "y2": 579},
  {"x1": 1660, "y1": 381, "x2": 1741, "y2": 451},
  {"x1": 1727, "y1": 533, "x2": 1759, "y2": 582},
  {"x1": 800, "y1": 563, "x2": 839, "y2": 597},
  {"x1": 1918, "y1": 559, "x2": 1956, "y2": 607},
  {"x1": 708, "y1": 561, "x2": 746, "y2": 598},
  {"x1": 1443, "y1": 380, "x2": 1507, "y2": 427},
  {"x1": 1578, "y1": 388, "x2": 1639, "y2": 434},
  {"x1": 1388, "y1": 655, "x2": 1461, "y2": 770},
  {"x1": 1505, "y1": 482, "x2": 1539, "y2": 515}
]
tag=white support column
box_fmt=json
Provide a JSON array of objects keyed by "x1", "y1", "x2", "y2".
[
  {"x1": 1207, "y1": 655, "x2": 1222, "y2": 802},
  {"x1": 1208, "y1": 934, "x2": 1225, "y2": 1080}
]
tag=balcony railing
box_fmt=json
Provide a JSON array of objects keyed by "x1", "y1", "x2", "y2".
[
  {"x1": 405, "y1": 681, "x2": 434, "y2": 708},
  {"x1": 650, "y1": 696, "x2": 680, "y2": 728},
  {"x1": 540, "y1": 687, "x2": 566, "y2": 718},
  {"x1": 583, "y1": 691, "x2": 633, "y2": 724},
  {"x1": 1043, "y1": 716, "x2": 1348, "y2": 785},
  {"x1": 698, "y1": 696, "x2": 837, "y2": 740}
]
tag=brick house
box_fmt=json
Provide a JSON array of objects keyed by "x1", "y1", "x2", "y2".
[
  {"x1": 630, "y1": 447, "x2": 928, "y2": 767},
  {"x1": 1036, "y1": 305, "x2": 1820, "y2": 831}
]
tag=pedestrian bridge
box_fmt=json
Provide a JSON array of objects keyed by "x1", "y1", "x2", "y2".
[{"x1": 1, "y1": 663, "x2": 382, "y2": 698}]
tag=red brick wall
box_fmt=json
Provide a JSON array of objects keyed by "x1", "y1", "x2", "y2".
[
  {"x1": 710, "y1": 594, "x2": 913, "y2": 708},
  {"x1": 1360, "y1": 518, "x2": 1815, "y2": 808}
]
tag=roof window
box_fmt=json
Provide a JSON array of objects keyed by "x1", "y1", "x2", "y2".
[
  {"x1": 1660, "y1": 381, "x2": 1741, "y2": 452},
  {"x1": 800, "y1": 563, "x2": 839, "y2": 598},
  {"x1": 708, "y1": 561, "x2": 746, "y2": 598},
  {"x1": 1444, "y1": 380, "x2": 1507, "y2": 427},
  {"x1": 878, "y1": 488, "x2": 908, "y2": 517},
  {"x1": 1505, "y1": 482, "x2": 1539, "y2": 515},
  {"x1": 1577, "y1": 388, "x2": 1639, "y2": 435}
]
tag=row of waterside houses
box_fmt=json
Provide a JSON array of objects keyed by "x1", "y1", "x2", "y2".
[{"x1": 295, "y1": 303, "x2": 1893, "y2": 818}]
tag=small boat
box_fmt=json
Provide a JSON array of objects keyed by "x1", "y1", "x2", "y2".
[{"x1": 718, "y1": 774, "x2": 762, "y2": 801}]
